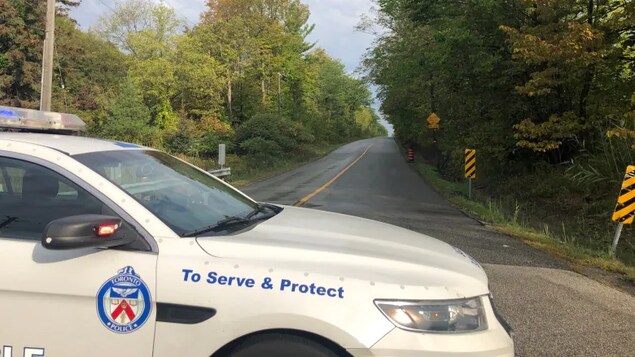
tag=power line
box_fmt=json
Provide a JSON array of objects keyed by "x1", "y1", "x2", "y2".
[
  {"x1": 96, "y1": 0, "x2": 197, "y2": 27},
  {"x1": 53, "y1": 44, "x2": 69, "y2": 112},
  {"x1": 95, "y1": 0, "x2": 117, "y2": 14},
  {"x1": 162, "y1": 0, "x2": 197, "y2": 27}
]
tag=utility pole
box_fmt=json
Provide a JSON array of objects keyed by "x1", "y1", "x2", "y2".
[{"x1": 40, "y1": 0, "x2": 56, "y2": 111}]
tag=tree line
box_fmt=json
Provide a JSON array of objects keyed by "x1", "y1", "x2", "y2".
[
  {"x1": 364, "y1": 0, "x2": 635, "y2": 258},
  {"x1": 0, "y1": 0, "x2": 387, "y2": 159}
]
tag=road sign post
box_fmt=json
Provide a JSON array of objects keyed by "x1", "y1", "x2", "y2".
[
  {"x1": 611, "y1": 223, "x2": 624, "y2": 258},
  {"x1": 465, "y1": 149, "x2": 476, "y2": 199},
  {"x1": 611, "y1": 165, "x2": 635, "y2": 257},
  {"x1": 427, "y1": 113, "x2": 440, "y2": 143},
  {"x1": 427, "y1": 113, "x2": 441, "y2": 168}
]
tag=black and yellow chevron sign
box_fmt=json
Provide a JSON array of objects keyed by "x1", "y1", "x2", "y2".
[
  {"x1": 612, "y1": 166, "x2": 635, "y2": 224},
  {"x1": 465, "y1": 149, "x2": 476, "y2": 179}
]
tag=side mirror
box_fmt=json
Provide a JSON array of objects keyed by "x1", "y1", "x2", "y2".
[{"x1": 41, "y1": 215, "x2": 135, "y2": 250}]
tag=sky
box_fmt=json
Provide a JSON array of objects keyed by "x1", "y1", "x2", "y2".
[{"x1": 70, "y1": 0, "x2": 392, "y2": 134}]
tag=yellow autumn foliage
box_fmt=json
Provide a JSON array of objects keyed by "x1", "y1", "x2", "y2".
[{"x1": 514, "y1": 112, "x2": 583, "y2": 152}]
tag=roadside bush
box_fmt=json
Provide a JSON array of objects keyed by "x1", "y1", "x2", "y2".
[
  {"x1": 97, "y1": 79, "x2": 162, "y2": 147},
  {"x1": 164, "y1": 129, "x2": 193, "y2": 155},
  {"x1": 236, "y1": 114, "x2": 313, "y2": 160},
  {"x1": 198, "y1": 131, "x2": 235, "y2": 158},
  {"x1": 239, "y1": 137, "x2": 283, "y2": 162},
  {"x1": 164, "y1": 118, "x2": 235, "y2": 158}
]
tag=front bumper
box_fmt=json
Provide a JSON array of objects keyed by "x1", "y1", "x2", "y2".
[{"x1": 348, "y1": 296, "x2": 514, "y2": 356}]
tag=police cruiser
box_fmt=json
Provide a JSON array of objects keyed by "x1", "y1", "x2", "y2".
[{"x1": 0, "y1": 106, "x2": 513, "y2": 356}]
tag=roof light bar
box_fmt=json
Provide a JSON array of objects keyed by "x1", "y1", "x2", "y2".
[{"x1": 0, "y1": 105, "x2": 86, "y2": 133}]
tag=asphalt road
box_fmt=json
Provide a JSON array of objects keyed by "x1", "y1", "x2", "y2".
[{"x1": 243, "y1": 137, "x2": 635, "y2": 357}]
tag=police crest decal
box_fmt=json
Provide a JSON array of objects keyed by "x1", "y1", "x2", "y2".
[{"x1": 97, "y1": 266, "x2": 152, "y2": 333}]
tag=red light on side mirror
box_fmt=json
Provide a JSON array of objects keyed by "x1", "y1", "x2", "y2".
[{"x1": 97, "y1": 224, "x2": 117, "y2": 237}]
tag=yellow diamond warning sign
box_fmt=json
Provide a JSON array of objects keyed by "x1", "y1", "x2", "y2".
[{"x1": 427, "y1": 113, "x2": 440, "y2": 129}]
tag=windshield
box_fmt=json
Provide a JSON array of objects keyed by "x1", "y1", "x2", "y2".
[{"x1": 74, "y1": 150, "x2": 258, "y2": 236}]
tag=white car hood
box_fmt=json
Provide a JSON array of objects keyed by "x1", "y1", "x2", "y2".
[{"x1": 196, "y1": 206, "x2": 489, "y2": 298}]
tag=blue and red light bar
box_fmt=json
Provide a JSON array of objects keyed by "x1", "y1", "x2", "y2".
[{"x1": 0, "y1": 106, "x2": 86, "y2": 133}]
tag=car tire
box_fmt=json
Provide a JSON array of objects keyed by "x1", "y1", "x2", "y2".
[{"x1": 227, "y1": 333, "x2": 342, "y2": 357}]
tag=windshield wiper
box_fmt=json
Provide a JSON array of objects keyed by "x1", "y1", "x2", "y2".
[
  {"x1": 181, "y1": 204, "x2": 279, "y2": 238},
  {"x1": 244, "y1": 203, "x2": 269, "y2": 220},
  {"x1": 181, "y1": 216, "x2": 251, "y2": 238}
]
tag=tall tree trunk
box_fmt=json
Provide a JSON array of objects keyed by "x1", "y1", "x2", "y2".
[
  {"x1": 579, "y1": 66, "x2": 595, "y2": 122},
  {"x1": 429, "y1": 74, "x2": 436, "y2": 113},
  {"x1": 227, "y1": 69, "x2": 233, "y2": 119},
  {"x1": 579, "y1": 0, "x2": 595, "y2": 122},
  {"x1": 261, "y1": 78, "x2": 266, "y2": 105},
  {"x1": 239, "y1": 70, "x2": 244, "y2": 120}
]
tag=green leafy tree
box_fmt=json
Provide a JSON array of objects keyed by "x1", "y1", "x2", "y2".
[
  {"x1": 97, "y1": 79, "x2": 160, "y2": 146},
  {"x1": 97, "y1": 0, "x2": 182, "y2": 131},
  {"x1": 173, "y1": 28, "x2": 226, "y2": 121},
  {"x1": 2, "y1": 0, "x2": 386, "y2": 157},
  {"x1": 0, "y1": 0, "x2": 46, "y2": 108},
  {"x1": 365, "y1": 0, "x2": 635, "y2": 260},
  {"x1": 202, "y1": 0, "x2": 315, "y2": 121},
  {"x1": 236, "y1": 113, "x2": 313, "y2": 161},
  {"x1": 52, "y1": 16, "x2": 128, "y2": 125},
  {"x1": 96, "y1": 0, "x2": 158, "y2": 55},
  {"x1": 0, "y1": 0, "x2": 80, "y2": 108}
]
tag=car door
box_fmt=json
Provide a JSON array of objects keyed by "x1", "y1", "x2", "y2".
[{"x1": 0, "y1": 154, "x2": 158, "y2": 356}]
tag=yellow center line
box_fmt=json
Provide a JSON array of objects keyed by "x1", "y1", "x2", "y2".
[{"x1": 294, "y1": 144, "x2": 374, "y2": 207}]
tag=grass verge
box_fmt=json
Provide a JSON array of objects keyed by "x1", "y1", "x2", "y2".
[{"x1": 414, "y1": 162, "x2": 635, "y2": 283}]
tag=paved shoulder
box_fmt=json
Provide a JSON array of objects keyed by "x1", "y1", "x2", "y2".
[{"x1": 486, "y1": 264, "x2": 635, "y2": 356}]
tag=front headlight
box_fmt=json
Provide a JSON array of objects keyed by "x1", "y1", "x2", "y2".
[{"x1": 375, "y1": 297, "x2": 488, "y2": 333}]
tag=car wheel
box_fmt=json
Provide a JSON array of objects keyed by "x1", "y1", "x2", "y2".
[{"x1": 227, "y1": 333, "x2": 342, "y2": 357}]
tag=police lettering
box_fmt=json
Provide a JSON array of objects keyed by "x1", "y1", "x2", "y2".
[
  {"x1": 111, "y1": 275, "x2": 142, "y2": 286},
  {"x1": 181, "y1": 268, "x2": 347, "y2": 300},
  {"x1": 107, "y1": 324, "x2": 135, "y2": 333},
  {"x1": 1, "y1": 346, "x2": 45, "y2": 357},
  {"x1": 280, "y1": 279, "x2": 345, "y2": 299},
  {"x1": 207, "y1": 272, "x2": 256, "y2": 288}
]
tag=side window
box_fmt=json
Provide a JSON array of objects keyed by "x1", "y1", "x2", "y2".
[{"x1": 0, "y1": 157, "x2": 107, "y2": 240}]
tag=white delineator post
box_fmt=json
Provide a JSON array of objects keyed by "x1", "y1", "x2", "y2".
[{"x1": 218, "y1": 144, "x2": 226, "y2": 169}]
